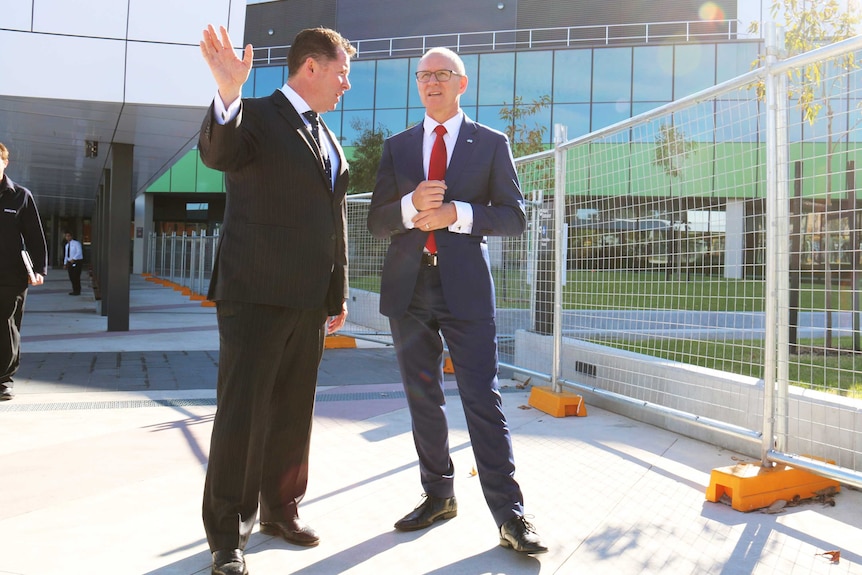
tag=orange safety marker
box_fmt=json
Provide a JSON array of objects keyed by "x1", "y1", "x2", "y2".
[
  {"x1": 443, "y1": 356, "x2": 455, "y2": 373},
  {"x1": 706, "y1": 459, "x2": 840, "y2": 512},
  {"x1": 528, "y1": 385, "x2": 587, "y2": 417},
  {"x1": 325, "y1": 334, "x2": 357, "y2": 349}
]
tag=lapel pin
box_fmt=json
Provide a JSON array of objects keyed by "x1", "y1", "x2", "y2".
[{"x1": 467, "y1": 139, "x2": 473, "y2": 143}]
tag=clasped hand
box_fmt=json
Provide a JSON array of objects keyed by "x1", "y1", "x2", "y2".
[{"x1": 412, "y1": 180, "x2": 456, "y2": 231}]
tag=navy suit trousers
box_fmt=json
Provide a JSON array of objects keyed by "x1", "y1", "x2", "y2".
[{"x1": 389, "y1": 265, "x2": 524, "y2": 527}]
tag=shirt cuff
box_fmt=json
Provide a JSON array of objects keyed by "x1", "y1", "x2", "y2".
[
  {"x1": 213, "y1": 92, "x2": 241, "y2": 125},
  {"x1": 401, "y1": 192, "x2": 420, "y2": 229},
  {"x1": 448, "y1": 201, "x2": 473, "y2": 234}
]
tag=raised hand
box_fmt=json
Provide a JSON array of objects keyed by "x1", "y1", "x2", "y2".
[{"x1": 200, "y1": 24, "x2": 253, "y2": 107}]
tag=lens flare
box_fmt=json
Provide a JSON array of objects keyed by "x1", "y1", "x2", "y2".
[{"x1": 699, "y1": 1, "x2": 725, "y2": 21}]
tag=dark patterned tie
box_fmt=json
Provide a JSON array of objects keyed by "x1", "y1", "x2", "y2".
[
  {"x1": 303, "y1": 110, "x2": 332, "y2": 188},
  {"x1": 425, "y1": 124, "x2": 447, "y2": 254}
]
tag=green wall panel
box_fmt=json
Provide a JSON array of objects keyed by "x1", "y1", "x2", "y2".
[
  {"x1": 196, "y1": 152, "x2": 225, "y2": 193},
  {"x1": 170, "y1": 152, "x2": 198, "y2": 192}
]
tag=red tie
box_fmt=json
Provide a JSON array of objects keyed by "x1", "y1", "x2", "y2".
[{"x1": 425, "y1": 124, "x2": 447, "y2": 254}]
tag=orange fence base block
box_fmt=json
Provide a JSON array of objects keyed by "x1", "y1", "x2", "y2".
[
  {"x1": 706, "y1": 460, "x2": 840, "y2": 512},
  {"x1": 528, "y1": 386, "x2": 587, "y2": 417},
  {"x1": 189, "y1": 294, "x2": 207, "y2": 301},
  {"x1": 443, "y1": 357, "x2": 455, "y2": 374},
  {"x1": 325, "y1": 334, "x2": 357, "y2": 349}
]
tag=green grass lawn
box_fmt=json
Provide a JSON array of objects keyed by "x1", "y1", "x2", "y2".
[
  {"x1": 357, "y1": 268, "x2": 862, "y2": 311},
  {"x1": 497, "y1": 269, "x2": 862, "y2": 312},
  {"x1": 351, "y1": 269, "x2": 862, "y2": 397},
  {"x1": 589, "y1": 336, "x2": 862, "y2": 398}
]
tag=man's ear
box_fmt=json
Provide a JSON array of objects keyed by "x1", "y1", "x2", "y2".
[
  {"x1": 458, "y1": 75, "x2": 468, "y2": 96},
  {"x1": 303, "y1": 56, "x2": 317, "y2": 76}
]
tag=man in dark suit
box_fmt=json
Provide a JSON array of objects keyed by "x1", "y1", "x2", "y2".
[
  {"x1": 367, "y1": 47, "x2": 547, "y2": 554},
  {"x1": 0, "y1": 142, "x2": 47, "y2": 402},
  {"x1": 198, "y1": 25, "x2": 354, "y2": 575}
]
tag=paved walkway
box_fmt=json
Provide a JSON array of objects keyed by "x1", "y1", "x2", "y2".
[{"x1": 2, "y1": 273, "x2": 861, "y2": 574}]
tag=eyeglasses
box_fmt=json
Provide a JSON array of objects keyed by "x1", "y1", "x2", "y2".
[{"x1": 415, "y1": 69, "x2": 461, "y2": 83}]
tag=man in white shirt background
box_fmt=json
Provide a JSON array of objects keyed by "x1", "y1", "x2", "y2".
[{"x1": 63, "y1": 231, "x2": 83, "y2": 296}]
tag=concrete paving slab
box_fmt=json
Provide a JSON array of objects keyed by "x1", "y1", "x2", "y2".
[{"x1": 1, "y1": 272, "x2": 860, "y2": 575}]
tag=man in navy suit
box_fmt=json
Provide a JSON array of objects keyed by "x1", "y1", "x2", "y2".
[
  {"x1": 368, "y1": 47, "x2": 547, "y2": 554},
  {"x1": 198, "y1": 25, "x2": 353, "y2": 575}
]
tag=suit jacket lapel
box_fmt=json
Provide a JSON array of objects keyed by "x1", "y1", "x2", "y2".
[
  {"x1": 271, "y1": 90, "x2": 331, "y2": 188},
  {"x1": 407, "y1": 124, "x2": 426, "y2": 184},
  {"x1": 321, "y1": 116, "x2": 348, "y2": 199},
  {"x1": 444, "y1": 116, "x2": 478, "y2": 192}
]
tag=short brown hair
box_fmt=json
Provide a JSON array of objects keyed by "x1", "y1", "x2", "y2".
[
  {"x1": 0, "y1": 142, "x2": 8, "y2": 162},
  {"x1": 287, "y1": 27, "x2": 355, "y2": 78}
]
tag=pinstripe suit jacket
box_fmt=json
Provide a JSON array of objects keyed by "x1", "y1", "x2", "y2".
[{"x1": 199, "y1": 90, "x2": 348, "y2": 316}]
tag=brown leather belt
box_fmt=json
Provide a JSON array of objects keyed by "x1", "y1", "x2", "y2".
[{"x1": 421, "y1": 252, "x2": 438, "y2": 267}]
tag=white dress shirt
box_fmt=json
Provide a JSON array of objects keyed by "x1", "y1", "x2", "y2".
[
  {"x1": 400, "y1": 111, "x2": 474, "y2": 234},
  {"x1": 64, "y1": 239, "x2": 83, "y2": 264},
  {"x1": 212, "y1": 86, "x2": 339, "y2": 189}
]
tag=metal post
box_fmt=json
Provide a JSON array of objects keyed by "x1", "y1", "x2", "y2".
[
  {"x1": 180, "y1": 232, "x2": 188, "y2": 288},
  {"x1": 169, "y1": 232, "x2": 177, "y2": 284},
  {"x1": 527, "y1": 189, "x2": 542, "y2": 331},
  {"x1": 159, "y1": 232, "x2": 166, "y2": 278},
  {"x1": 197, "y1": 232, "x2": 206, "y2": 295},
  {"x1": 761, "y1": 22, "x2": 783, "y2": 466},
  {"x1": 552, "y1": 124, "x2": 567, "y2": 392},
  {"x1": 774, "y1": 28, "x2": 790, "y2": 452},
  {"x1": 189, "y1": 231, "x2": 198, "y2": 292}
]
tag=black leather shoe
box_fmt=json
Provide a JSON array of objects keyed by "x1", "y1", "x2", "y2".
[
  {"x1": 0, "y1": 384, "x2": 13, "y2": 401},
  {"x1": 211, "y1": 549, "x2": 247, "y2": 575},
  {"x1": 394, "y1": 494, "x2": 457, "y2": 531},
  {"x1": 260, "y1": 518, "x2": 320, "y2": 547},
  {"x1": 499, "y1": 515, "x2": 548, "y2": 554},
  {"x1": 68, "y1": 292, "x2": 80, "y2": 295}
]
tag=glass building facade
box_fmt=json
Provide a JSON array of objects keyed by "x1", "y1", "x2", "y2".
[{"x1": 242, "y1": 41, "x2": 764, "y2": 150}]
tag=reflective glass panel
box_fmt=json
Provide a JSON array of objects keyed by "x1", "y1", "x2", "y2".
[
  {"x1": 674, "y1": 44, "x2": 716, "y2": 98},
  {"x1": 554, "y1": 49, "x2": 592, "y2": 103},
  {"x1": 322, "y1": 110, "x2": 343, "y2": 142},
  {"x1": 374, "y1": 108, "x2": 409, "y2": 135},
  {"x1": 592, "y1": 47, "x2": 632, "y2": 102},
  {"x1": 376, "y1": 59, "x2": 409, "y2": 109},
  {"x1": 478, "y1": 52, "x2": 515, "y2": 105},
  {"x1": 460, "y1": 55, "x2": 479, "y2": 108},
  {"x1": 716, "y1": 42, "x2": 760, "y2": 83},
  {"x1": 253, "y1": 66, "x2": 284, "y2": 96},
  {"x1": 407, "y1": 107, "x2": 425, "y2": 128},
  {"x1": 516, "y1": 51, "x2": 552, "y2": 103},
  {"x1": 552, "y1": 104, "x2": 590, "y2": 138},
  {"x1": 591, "y1": 102, "x2": 631, "y2": 132},
  {"x1": 633, "y1": 46, "x2": 673, "y2": 102},
  {"x1": 341, "y1": 110, "x2": 373, "y2": 145},
  {"x1": 476, "y1": 105, "x2": 510, "y2": 133},
  {"x1": 342, "y1": 60, "x2": 375, "y2": 110}
]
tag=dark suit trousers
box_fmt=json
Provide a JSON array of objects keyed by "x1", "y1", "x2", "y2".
[
  {"x1": 389, "y1": 265, "x2": 525, "y2": 527},
  {"x1": 0, "y1": 286, "x2": 26, "y2": 384},
  {"x1": 203, "y1": 300, "x2": 327, "y2": 551},
  {"x1": 67, "y1": 262, "x2": 82, "y2": 294}
]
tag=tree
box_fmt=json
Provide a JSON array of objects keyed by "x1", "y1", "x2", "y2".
[
  {"x1": 347, "y1": 118, "x2": 391, "y2": 194},
  {"x1": 499, "y1": 95, "x2": 552, "y2": 329},
  {"x1": 499, "y1": 95, "x2": 554, "y2": 205},
  {"x1": 654, "y1": 124, "x2": 697, "y2": 279},
  {"x1": 499, "y1": 95, "x2": 552, "y2": 158},
  {"x1": 749, "y1": 0, "x2": 861, "y2": 349}
]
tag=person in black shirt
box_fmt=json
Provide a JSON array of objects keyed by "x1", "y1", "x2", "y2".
[{"x1": 0, "y1": 142, "x2": 48, "y2": 401}]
